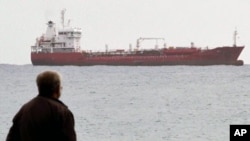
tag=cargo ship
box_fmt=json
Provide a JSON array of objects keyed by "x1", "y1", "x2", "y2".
[{"x1": 31, "y1": 10, "x2": 244, "y2": 66}]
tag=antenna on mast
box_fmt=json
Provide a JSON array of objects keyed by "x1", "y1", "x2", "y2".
[{"x1": 61, "y1": 9, "x2": 66, "y2": 28}]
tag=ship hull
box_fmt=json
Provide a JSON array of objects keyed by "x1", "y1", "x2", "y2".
[{"x1": 31, "y1": 46, "x2": 244, "y2": 66}]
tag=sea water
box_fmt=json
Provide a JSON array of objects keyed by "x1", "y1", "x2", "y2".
[{"x1": 1, "y1": 64, "x2": 250, "y2": 141}]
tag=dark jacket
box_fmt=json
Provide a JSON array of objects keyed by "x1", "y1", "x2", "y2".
[{"x1": 6, "y1": 95, "x2": 76, "y2": 141}]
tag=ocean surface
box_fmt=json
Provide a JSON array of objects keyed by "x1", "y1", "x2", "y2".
[{"x1": 1, "y1": 64, "x2": 250, "y2": 141}]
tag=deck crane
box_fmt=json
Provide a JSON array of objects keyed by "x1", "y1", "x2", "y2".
[{"x1": 136, "y1": 37, "x2": 166, "y2": 50}]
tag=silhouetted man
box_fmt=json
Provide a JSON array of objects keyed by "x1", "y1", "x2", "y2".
[{"x1": 6, "y1": 71, "x2": 76, "y2": 141}]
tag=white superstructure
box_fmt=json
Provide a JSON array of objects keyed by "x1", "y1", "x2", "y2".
[{"x1": 31, "y1": 9, "x2": 82, "y2": 53}]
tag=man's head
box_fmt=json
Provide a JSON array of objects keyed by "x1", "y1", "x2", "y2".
[{"x1": 36, "y1": 71, "x2": 62, "y2": 99}]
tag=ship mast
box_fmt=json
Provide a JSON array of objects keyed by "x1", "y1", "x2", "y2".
[
  {"x1": 61, "y1": 9, "x2": 66, "y2": 28},
  {"x1": 233, "y1": 29, "x2": 237, "y2": 47}
]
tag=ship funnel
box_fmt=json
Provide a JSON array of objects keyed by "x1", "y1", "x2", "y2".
[
  {"x1": 45, "y1": 21, "x2": 56, "y2": 40},
  {"x1": 47, "y1": 21, "x2": 54, "y2": 27}
]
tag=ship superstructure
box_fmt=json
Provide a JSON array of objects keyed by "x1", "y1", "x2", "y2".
[{"x1": 31, "y1": 9, "x2": 82, "y2": 54}]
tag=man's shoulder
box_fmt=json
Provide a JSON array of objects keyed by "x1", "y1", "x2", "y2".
[
  {"x1": 40, "y1": 96, "x2": 68, "y2": 107},
  {"x1": 22, "y1": 96, "x2": 68, "y2": 110}
]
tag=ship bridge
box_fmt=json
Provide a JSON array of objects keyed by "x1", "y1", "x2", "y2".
[{"x1": 58, "y1": 28, "x2": 82, "y2": 38}]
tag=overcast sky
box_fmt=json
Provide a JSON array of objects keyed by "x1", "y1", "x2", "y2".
[{"x1": 0, "y1": 0, "x2": 250, "y2": 65}]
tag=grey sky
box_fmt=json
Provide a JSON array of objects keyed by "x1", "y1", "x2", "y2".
[{"x1": 0, "y1": 0, "x2": 249, "y2": 64}]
